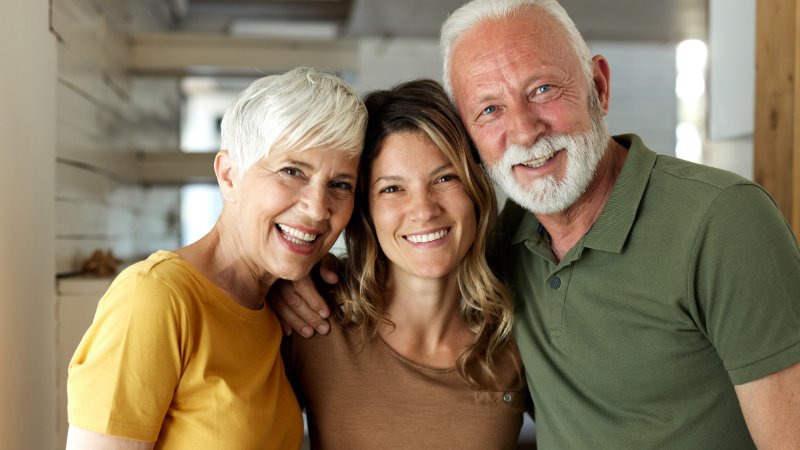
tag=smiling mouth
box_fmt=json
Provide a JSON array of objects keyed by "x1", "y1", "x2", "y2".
[
  {"x1": 277, "y1": 224, "x2": 319, "y2": 246},
  {"x1": 518, "y1": 149, "x2": 563, "y2": 169},
  {"x1": 404, "y1": 228, "x2": 450, "y2": 244}
]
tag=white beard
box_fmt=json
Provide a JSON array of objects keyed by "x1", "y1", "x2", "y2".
[{"x1": 486, "y1": 94, "x2": 610, "y2": 215}]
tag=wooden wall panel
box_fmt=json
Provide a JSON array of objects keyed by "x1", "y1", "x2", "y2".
[
  {"x1": 755, "y1": 0, "x2": 800, "y2": 237},
  {"x1": 54, "y1": 0, "x2": 181, "y2": 275}
]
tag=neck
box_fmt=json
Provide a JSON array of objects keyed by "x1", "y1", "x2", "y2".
[
  {"x1": 536, "y1": 139, "x2": 627, "y2": 262},
  {"x1": 176, "y1": 214, "x2": 276, "y2": 310},
  {"x1": 379, "y1": 268, "x2": 473, "y2": 368}
]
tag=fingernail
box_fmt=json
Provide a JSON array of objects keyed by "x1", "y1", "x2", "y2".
[
  {"x1": 301, "y1": 326, "x2": 313, "y2": 337},
  {"x1": 317, "y1": 323, "x2": 330, "y2": 334},
  {"x1": 318, "y1": 309, "x2": 330, "y2": 319}
]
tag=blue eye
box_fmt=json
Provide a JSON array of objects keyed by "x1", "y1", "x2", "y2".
[
  {"x1": 481, "y1": 105, "x2": 497, "y2": 115},
  {"x1": 535, "y1": 84, "x2": 552, "y2": 94}
]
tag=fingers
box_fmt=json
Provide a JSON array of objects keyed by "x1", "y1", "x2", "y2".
[
  {"x1": 273, "y1": 298, "x2": 314, "y2": 337},
  {"x1": 268, "y1": 278, "x2": 331, "y2": 338}
]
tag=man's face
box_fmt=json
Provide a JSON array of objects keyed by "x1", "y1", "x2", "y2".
[{"x1": 449, "y1": 7, "x2": 609, "y2": 214}]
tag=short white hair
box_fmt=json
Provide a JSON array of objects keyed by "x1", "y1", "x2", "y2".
[
  {"x1": 220, "y1": 67, "x2": 367, "y2": 177},
  {"x1": 440, "y1": 0, "x2": 593, "y2": 100}
]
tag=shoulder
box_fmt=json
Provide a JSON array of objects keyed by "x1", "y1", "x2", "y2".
[
  {"x1": 633, "y1": 152, "x2": 783, "y2": 229},
  {"x1": 651, "y1": 154, "x2": 758, "y2": 197},
  {"x1": 283, "y1": 322, "x2": 372, "y2": 400},
  {"x1": 100, "y1": 251, "x2": 201, "y2": 316},
  {"x1": 289, "y1": 321, "x2": 362, "y2": 354}
]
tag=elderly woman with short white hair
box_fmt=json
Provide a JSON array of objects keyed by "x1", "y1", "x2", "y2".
[{"x1": 66, "y1": 67, "x2": 367, "y2": 450}]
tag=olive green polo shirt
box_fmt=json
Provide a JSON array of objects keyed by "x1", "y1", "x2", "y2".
[{"x1": 495, "y1": 134, "x2": 800, "y2": 449}]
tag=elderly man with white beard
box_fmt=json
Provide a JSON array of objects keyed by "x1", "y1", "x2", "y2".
[
  {"x1": 272, "y1": 0, "x2": 800, "y2": 448},
  {"x1": 441, "y1": 0, "x2": 800, "y2": 448}
]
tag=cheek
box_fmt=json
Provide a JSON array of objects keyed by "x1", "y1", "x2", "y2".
[
  {"x1": 471, "y1": 126, "x2": 506, "y2": 167},
  {"x1": 540, "y1": 101, "x2": 590, "y2": 135},
  {"x1": 331, "y1": 198, "x2": 355, "y2": 231},
  {"x1": 370, "y1": 206, "x2": 397, "y2": 248}
]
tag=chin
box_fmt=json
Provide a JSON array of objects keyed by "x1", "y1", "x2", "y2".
[
  {"x1": 414, "y1": 264, "x2": 458, "y2": 280},
  {"x1": 282, "y1": 265, "x2": 317, "y2": 281}
]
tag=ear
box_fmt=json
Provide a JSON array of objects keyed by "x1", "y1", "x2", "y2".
[
  {"x1": 214, "y1": 150, "x2": 238, "y2": 203},
  {"x1": 591, "y1": 55, "x2": 611, "y2": 115}
]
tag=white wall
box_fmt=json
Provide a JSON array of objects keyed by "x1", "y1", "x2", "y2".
[
  {"x1": 0, "y1": 0, "x2": 57, "y2": 448},
  {"x1": 591, "y1": 42, "x2": 678, "y2": 156},
  {"x1": 355, "y1": 37, "x2": 443, "y2": 94},
  {"x1": 704, "y1": 0, "x2": 755, "y2": 179},
  {"x1": 709, "y1": 0, "x2": 755, "y2": 140}
]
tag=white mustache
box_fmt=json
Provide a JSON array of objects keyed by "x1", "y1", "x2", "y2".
[{"x1": 502, "y1": 134, "x2": 577, "y2": 166}]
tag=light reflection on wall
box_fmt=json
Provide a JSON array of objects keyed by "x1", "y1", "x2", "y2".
[
  {"x1": 179, "y1": 77, "x2": 241, "y2": 246},
  {"x1": 675, "y1": 39, "x2": 707, "y2": 163}
]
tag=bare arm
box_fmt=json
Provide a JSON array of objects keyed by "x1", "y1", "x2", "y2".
[
  {"x1": 735, "y1": 361, "x2": 800, "y2": 449},
  {"x1": 66, "y1": 425, "x2": 154, "y2": 450}
]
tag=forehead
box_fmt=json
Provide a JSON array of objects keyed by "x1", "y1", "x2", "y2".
[
  {"x1": 372, "y1": 132, "x2": 447, "y2": 171},
  {"x1": 450, "y1": 9, "x2": 576, "y2": 95}
]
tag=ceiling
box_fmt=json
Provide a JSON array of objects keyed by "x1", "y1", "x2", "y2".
[{"x1": 164, "y1": 0, "x2": 708, "y2": 43}]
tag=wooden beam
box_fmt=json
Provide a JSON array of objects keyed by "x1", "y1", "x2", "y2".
[
  {"x1": 57, "y1": 150, "x2": 216, "y2": 184},
  {"x1": 129, "y1": 32, "x2": 358, "y2": 76},
  {"x1": 137, "y1": 151, "x2": 216, "y2": 184},
  {"x1": 754, "y1": 0, "x2": 800, "y2": 238}
]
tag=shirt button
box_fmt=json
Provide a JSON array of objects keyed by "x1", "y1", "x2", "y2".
[
  {"x1": 503, "y1": 393, "x2": 513, "y2": 402},
  {"x1": 550, "y1": 277, "x2": 561, "y2": 289}
]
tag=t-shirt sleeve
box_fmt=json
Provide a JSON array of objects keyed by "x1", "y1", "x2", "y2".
[
  {"x1": 692, "y1": 183, "x2": 800, "y2": 385},
  {"x1": 67, "y1": 270, "x2": 186, "y2": 441}
]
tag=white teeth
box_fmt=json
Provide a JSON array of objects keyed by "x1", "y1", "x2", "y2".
[
  {"x1": 521, "y1": 154, "x2": 553, "y2": 168},
  {"x1": 405, "y1": 228, "x2": 449, "y2": 244},
  {"x1": 277, "y1": 224, "x2": 318, "y2": 244}
]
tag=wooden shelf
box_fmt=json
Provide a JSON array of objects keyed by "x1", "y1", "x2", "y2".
[{"x1": 57, "y1": 150, "x2": 217, "y2": 184}]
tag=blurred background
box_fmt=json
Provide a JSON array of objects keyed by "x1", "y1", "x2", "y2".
[{"x1": 3, "y1": 0, "x2": 798, "y2": 448}]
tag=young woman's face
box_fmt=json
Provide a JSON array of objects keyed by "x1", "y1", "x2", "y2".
[
  {"x1": 368, "y1": 131, "x2": 476, "y2": 280},
  {"x1": 231, "y1": 146, "x2": 359, "y2": 281}
]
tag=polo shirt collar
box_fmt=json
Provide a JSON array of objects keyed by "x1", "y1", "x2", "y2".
[
  {"x1": 583, "y1": 133, "x2": 657, "y2": 253},
  {"x1": 508, "y1": 134, "x2": 657, "y2": 256}
]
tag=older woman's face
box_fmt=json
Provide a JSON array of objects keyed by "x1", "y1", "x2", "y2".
[
  {"x1": 233, "y1": 146, "x2": 359, "y2": 281},
  {"x1": 369, "y1": 131, "x2": 476, "y2": 280}
]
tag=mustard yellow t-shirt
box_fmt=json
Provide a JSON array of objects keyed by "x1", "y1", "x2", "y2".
[{"x1": 68, "y1": 250, "x2": 303, "y2": 449}]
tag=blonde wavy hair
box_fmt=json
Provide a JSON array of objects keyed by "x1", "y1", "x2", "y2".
[{"x1": 333, "y1": 79, "x2": 520, "y2": 387}]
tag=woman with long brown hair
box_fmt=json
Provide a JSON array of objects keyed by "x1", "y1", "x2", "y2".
[{"x1": 283, "y1": 79, "x2": 528, "y2": 449}]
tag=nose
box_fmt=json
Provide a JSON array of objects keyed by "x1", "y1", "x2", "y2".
[
  {"x1": 508, "y1": 102, "x2": 546, "y2": 148},
  {"x1": 409, "y1": 189, "x2": 442, "y2": 223},
  {"x1": 298, "y1": 182, "x2": 331, "y2": 222}
]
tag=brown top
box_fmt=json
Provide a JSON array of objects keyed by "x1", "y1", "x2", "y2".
[{"x1": 284, "y1": 322, "x2": 528, "y2": 450}]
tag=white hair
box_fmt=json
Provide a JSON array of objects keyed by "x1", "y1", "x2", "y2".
[
  {"x1": 220, "y1": 66, "x2": 367, "y2": 177},
  {"x1": 440, "y1": 0, "x2": 593, "y2": 100}
]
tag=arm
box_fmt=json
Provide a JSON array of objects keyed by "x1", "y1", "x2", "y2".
[
  {"x1": 66, "y1": 425, "x2": 154, "y2": 450},
  {"x1": 735, "y1": 361, "x2": 800, "y2": 449},
  {"x1": 68, "y1": 271, "x2": 183, "y2": 443},
  {"x1": 693, "y1": 184, "x2": 800, "y2": 446}
]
